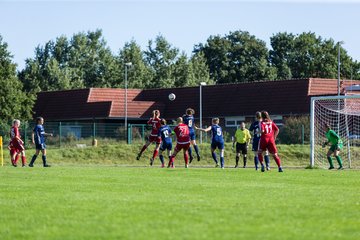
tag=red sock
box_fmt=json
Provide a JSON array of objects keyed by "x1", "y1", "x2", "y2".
[
  {"x1": 258, "y1": 153, "x2": 264, "y2": 164},
  {"x1": 14, "y1": 154, "x2": 20, "y2": 164},
  {"x1": 184, "y1": 152, "x2": 189, "y2": 165},
  {"x1": 21, "y1": 156, "x2": 26, "y2": 165},
  {"x1": 274, "y1": 155, "x2": 281, "y2": 167},
  {"x1": 152, "y1": 149, "x2": 159, "y2": 159},
  {"x1": 168, "y1": 156, "x2": 174, "y2": 167}
]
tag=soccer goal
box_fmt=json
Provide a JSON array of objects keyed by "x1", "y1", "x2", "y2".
[{"x1": 310, "y1": 95, "x2": 360, "y2": 168}]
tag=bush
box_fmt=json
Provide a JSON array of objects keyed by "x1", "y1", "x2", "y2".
[{"x1": 278, "y1": 116, "x2": 310, "y2": 144}]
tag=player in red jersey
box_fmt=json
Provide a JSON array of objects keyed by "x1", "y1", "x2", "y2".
[
  {"x1": 8, "y1": 141, "x2": 20, "y2": 166},
  {"x1": 136, "y1": 110, "x2": 162, "y2": 165},
  {"x1": 257, "y1": 111, "x2": 283, "y2": 172},
  {"x1": 168, "y1": 117, "x2": 191, "y2": 168},
  {"x1": 10, "y1": 119, "x2": 27, "y2": 167}
]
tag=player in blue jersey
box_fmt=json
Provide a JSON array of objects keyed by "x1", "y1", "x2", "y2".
[
  {"x1": 249, "y1": 112, "x2": 270, "y2": 170},
  {"x1": 196, "y1": 118, "x2": 225, "y2": 169},
  {"x1": 29, "y1": 117, "x2": 53, "y2": 167},
  {"x1": 183, "y1": 108, "x2": 201, "y2": 163},
  {"x1": 157, "y1": 119, "x2": 172, "y2": 168}
]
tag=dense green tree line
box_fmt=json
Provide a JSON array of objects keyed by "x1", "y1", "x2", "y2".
[
  {"x1": 1, "y1": 29, "x2": 359, "y2": 121},
  {"x1": 18, "y1": 30, "x2": 213, "y2": 92},
  {"x1": 0, "y1": 36, "x2": 34, "y2": 124}
]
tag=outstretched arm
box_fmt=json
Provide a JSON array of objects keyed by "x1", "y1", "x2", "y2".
[{"x1": 195, "y1": 126, "x2": 212, "y2": 132}]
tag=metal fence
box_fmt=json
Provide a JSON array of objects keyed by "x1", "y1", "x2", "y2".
[
  {"x1": 0, "y1": 121, "x2": 308, "y2": 148},
  {"x1": 0, "y1": 121, "x2": 126, "y2": 148}
]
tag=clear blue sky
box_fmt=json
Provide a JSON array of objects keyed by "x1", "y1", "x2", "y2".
[{"x1": 1, "y1": 0, "x2": 360, "y2": 70}]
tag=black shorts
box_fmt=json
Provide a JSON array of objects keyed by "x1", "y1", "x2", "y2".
[
  {"x1": 236, "y1": 143, "x2": 247, "y2": 155},
  {"x1": 35, "y1": 143, "x2": 46, "y2": 150}
]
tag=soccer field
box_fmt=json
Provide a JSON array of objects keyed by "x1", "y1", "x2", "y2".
[{"x1": 1, "y1": 166, "x2": 359, "y2": 240}]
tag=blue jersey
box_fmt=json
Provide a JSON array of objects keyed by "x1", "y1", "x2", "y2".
[
  {"x1": 211, "y1": 124, "x2": 224, "y2": 143},
  {"x1": 249, "y1": 121, "x2": 261, "y2": 140},
  {"x1": 158, "y1": 125, "x2": 172, "y2": 143},
  {"x1": 183, "y1": 115, "x2": 195, "y2": 133},
  {"x1": 33, "y1": 124, "x2": 45, "y2": 144}
]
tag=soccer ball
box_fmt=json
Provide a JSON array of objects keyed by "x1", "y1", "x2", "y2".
[{"x1": 168, "y1": 93, "x2": 176, "y2": 101}]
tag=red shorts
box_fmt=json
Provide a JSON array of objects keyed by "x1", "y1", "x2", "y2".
[
  {"x1": 148, "y1": 135, "x2": 161, "y2": 144},
  {"x1": 174, "y1": 143, "x2": 190, "y2": 153},
  {"x1": 258, "y1": 137, "x2": 277, "y2": 154},
  {"x1": 11, "y1": 140, "x2": 24, "y2": 152},
  {"x1": 10, "y1": 148, "x2": 19, "y2": 156}
]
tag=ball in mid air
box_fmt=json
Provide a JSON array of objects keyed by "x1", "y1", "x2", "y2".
[{"x1": 168, "y1": 93, "x2": 176, "y2": 101}]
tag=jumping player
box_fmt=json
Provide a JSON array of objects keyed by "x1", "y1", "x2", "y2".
[
  {"x1": 168, "y1": 117, "x2": 190, "y2": 168},
  {"x1": 183, "y1": 108, "x2": 200, "y2": 163},
  {"x1": 196, "y1": 118, "x2": 225, "y2": 169},
  {"x1": 249, "y1": 112, "x2": 270, "y2": 170},
  {"x1": 29, "y1": 117, "x2": 53, "y2": 167},
  {"x1": 10, "y1": 119, "x2": 26, "y2": 167},
  {"x1": 136, "y1": 110, "x2": 162, "y2": 166},
  {"x1": 257, "y1": 111, "x2": 283, "y2": 172},
  {"x1": 233, "y1": 122, "x2": 251, "y2": 168},
  {"x1": 157, "y1": 119, "x2": 172, "y2": 168},
  {"x1": 322, "y1": 123, "x2": 343, "y2": 170}
]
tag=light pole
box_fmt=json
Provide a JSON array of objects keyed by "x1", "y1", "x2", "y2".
[
  {"x1": 337, "y1": 42, "x2": 343, "y2": 133},
  {"x1": 124, "y1": 62, "x2": 132, "y2": 144},
  {"x1": 199, "y1": 82, "x2": 207, "y2": 144},
  {"x1": 337, "y1": 41, "x2": 344, "y2": 96}
]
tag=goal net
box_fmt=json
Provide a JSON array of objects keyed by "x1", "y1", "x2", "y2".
[{"x1": 310, "y1": 95, "x2": 360, "y2": 168}]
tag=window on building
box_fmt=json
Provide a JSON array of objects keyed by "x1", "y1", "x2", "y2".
[
  {"x1": 226, "y1": 120, "x2": 236, "y2": 126},
  {"x1": 225, "y1": 117, "x2": 245, "y2": 127}
]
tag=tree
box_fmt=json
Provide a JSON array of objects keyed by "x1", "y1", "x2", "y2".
[
  {"x1": 194, "y1": 30, "x2": 276, "y2": 84},
  {"x1": 117, "y1": 40, "x2": 153, "y2": 89},
  {"x1": 144, "y1": 36, "x2": 214, "y2": 88},
  {"x1": 0, "y1": 35, "x2": 34, "y2": 123},
  {"x1": 270, "y1": 32, "x2": 360, "y2": 80},
  {"x1": 19, "y1": 30, "x2": 119, "y2": 92},
  {"x1": 269, "y1": 32, "x2": 294, "y2": 79},
  {"x1": 144, "y1": 35, "x2": 179, "y2": 88},
  {"x1": 189, "y1": 51, "x2": 214, "y2": 86}
]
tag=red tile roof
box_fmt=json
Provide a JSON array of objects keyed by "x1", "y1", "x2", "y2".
[
  {"x1": 34, "y1": 88, "x2": 164, "y2": 120},
  {"x1": 33, "y1": 78, "x2": 360, "y2": 121},
  {"x1": 308, "y1": 78, "x2": 360, "y2": 95}
]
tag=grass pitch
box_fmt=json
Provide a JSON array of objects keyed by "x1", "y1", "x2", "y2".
[{"x1": 1, "y1": 166, "x2": 359, "y2": 240}]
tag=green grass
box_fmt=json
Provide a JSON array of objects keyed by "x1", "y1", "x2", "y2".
[
  {"x1": 6, "y1": 143, "x2": 312, "y2": 167},
  {"x1": 0, "y1": 166, "x2": 359, "y2": 240}
]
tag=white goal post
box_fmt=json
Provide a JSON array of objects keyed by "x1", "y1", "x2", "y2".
[{"x1": 310, "y1": 95, "x2": 360, "y2": 168}]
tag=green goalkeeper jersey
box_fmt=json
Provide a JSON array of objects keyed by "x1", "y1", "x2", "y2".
[{"x1": 326, "y1": 129, "x2": 342, "y2": 145}]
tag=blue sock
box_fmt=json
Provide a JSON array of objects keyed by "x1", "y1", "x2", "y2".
[
  {"x1": 265, "y1": 155, "x2": 270, "y2": 167},
  {"x1": 220, "y1": 157, "x2": 224, "y2": 168},
  {"x1": 30, "y1": 155, "x2": 37, "y2": 165},
  {"x1": 42, "y1": 155, "x2": 47, "y2": 166},
  {"x1": 188, "y1": 147, "x2": 193, "y2": 159},
  {"x1": 194, "y1": 145, "x2": 200, "y2": 157},
  {"x1": 159, "y1": 155, "x2": 164, "y2": 164},
  {"x1": 212, "y1": 152, "x2": 218, "y2": 163},
  {"x1": 254, "y1": 156, "x2": 259, "y2": 169}
]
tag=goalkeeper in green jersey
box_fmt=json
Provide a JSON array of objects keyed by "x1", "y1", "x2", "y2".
[{"x1": 322, "y1": 123, "x2": 343, "y2": 170}]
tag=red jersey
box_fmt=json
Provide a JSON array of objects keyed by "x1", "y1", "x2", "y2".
[
  {"x1": 10, "y1": 126, "x2": 20, "y2": 143},
  {"x1": 174, "y1": 123, "x2": 190, "y2": 144},
  {"x1": 10, "y1": 126, "x2": 24, "y2": 152},
  {"x1": 260, "y1": 120, "x2": 279, "y2": 140},
  {"x1": 147, "y1": 117, "x2": 161, "y2": 137}
]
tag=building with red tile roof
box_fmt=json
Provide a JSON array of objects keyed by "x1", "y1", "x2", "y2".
[{"x1": 33, "y1": 78, "x2": 360, "y2": 127}]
